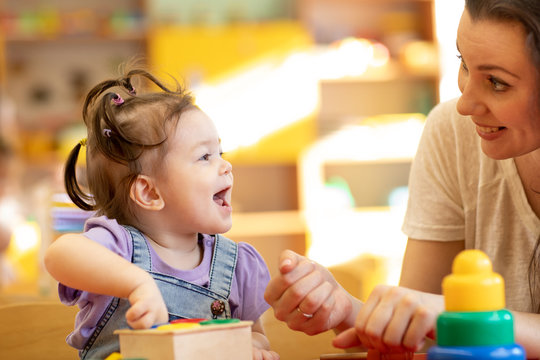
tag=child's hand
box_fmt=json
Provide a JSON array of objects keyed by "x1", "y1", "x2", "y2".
[
  {"x1": 125, "y1": 277, "x2": 168, "y2": 329},
  {"x1": 252, "y1": 346, "x2": 280, "y2": 360}
]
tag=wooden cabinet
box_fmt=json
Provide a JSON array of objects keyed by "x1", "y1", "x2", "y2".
[
  {"x1": 0, "y1": 0, "x2": 147, "y2": 134},
  {"x1": 296, "y1": 0, "x2": 438, "y2": 135},
  {"x1": 297, "y1": 0, "x2": 435, "y2": 44}
]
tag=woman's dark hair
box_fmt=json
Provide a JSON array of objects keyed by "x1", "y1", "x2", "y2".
[
  {"x1": 465, "y1": 0, "x2": 540, "y2": 67},
  {"x1": 466, "y1": 0, "x2": 540, "y2": 313},
  {"x1": 65, "y1": 68, "x2": 195, "y2": 225},
  {"x1": 529, "y1": 236, "x2": 540, "y2": 313}
]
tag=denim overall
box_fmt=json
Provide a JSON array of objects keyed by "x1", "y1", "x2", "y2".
[{"x1": 81, "y1": 226, "x2": 238, "y2": 360}]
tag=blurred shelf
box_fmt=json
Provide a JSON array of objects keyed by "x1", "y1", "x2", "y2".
[{"x1": 3, "y1": 34, "x2": 146, "y2": 43}]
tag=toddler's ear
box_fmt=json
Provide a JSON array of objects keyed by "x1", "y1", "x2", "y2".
[{"x1": 130, "y1": 175, "x2": 164, "y2": 211}]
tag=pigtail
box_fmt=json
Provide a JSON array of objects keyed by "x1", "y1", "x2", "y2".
[
  {"x1": 85, "y1": 70, "x2": 184, "y2": 168},
  {"x1": 64, "y1": 142, "x2": 94, "y2": 211},
  {"x1": 82, "y1": 80, "x2": 122, "y2": 124},
  {"x1": 92, "y1": 92, "x2": 147, "y2": 171},
  {"x1": 124, "y1": 69, "x2": 180, "y2": 94},
  {"x1": 72, "y1": 66, "x2": 195, "y2": 222}
]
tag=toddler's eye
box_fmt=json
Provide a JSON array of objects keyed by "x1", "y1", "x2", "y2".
[{"x1": 200, "y1": 154, "x2": 210, "y2": 161}]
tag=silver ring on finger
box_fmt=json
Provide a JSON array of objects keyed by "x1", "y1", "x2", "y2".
[{"x1": 296, "y1": 307, "x2": 314, "y2": 319}]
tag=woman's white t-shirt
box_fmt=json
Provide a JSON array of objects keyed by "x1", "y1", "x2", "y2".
[{"x1": 402, "y1": 98, "x2": 540, "y2": 312}]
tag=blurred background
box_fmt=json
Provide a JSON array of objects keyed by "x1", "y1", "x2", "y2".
[{"x1": 0, "y1": 0, "x2": 464, "y2": 346}]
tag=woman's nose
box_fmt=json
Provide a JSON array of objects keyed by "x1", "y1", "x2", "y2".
[{"x1": 456, "y1": 78, "x2": 487, "y2": 116}]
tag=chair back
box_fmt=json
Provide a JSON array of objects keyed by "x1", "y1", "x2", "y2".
[{"x1": 0, "y1": 300, "x2": 78, "y2": 359}]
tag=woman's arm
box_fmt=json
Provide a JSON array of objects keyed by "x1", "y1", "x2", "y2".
[
  {"x1": 400, "y1": 238, "x2": 464, "y2": 293},
  {"x1": 512, "y1": 311, "x2": 540, "y2": 358},
  {"x1": 44, "y1": 233, "x2": 168, "y2": 328}
]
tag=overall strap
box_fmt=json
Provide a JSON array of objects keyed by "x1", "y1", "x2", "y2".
[
  {"x1": 124, "y1": 226, "x2": 238, "y2": 318},
  {"x1": 208, "y1": 234, "x2": 238, "y2": 297}
]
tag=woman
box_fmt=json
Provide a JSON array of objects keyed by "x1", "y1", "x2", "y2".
[{"x1": 264, "y1": 0, "x2": 540, "y2": 357}]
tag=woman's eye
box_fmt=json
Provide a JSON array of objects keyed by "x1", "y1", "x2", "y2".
[
  {"x1": 489, "y1": 76, "x2": 508, "y2": 91},
  {"x1": 457, "y1": 55, "x2": 468, "y2": 71}
]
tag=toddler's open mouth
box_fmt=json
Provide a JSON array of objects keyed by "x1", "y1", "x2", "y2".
[{"x1": 213, "y1": 187, "x2": 230, "y2": 207}]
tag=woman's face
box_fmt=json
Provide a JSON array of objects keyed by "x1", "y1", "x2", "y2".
[{"x1": 456, "y1": 9, "x2": 540, "y2": 160}]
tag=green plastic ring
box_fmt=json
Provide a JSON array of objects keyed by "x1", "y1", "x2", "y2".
[{"x1": 436, "y1": 309, "x2": 514, "y2": 346}]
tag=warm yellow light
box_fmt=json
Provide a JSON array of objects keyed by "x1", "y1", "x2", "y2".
[
  {"x1": 370, "y1": 43, "x2": 390, "y2": 68},
  {"x1": 4, "y1": 218, "x2": 41, "y2": 294},
  {"x1": 401, "y1": 41, "x2": 439, "y2": 74},
  {"x1": 194, "y1": 38, "x2": 390, "y2": 153},
  {"x1": 335, "y1": 37, "x2": 373, "y2": 77},
  {"x1": 299, "y1": 114, "x2": 425, "y2": 285},
  {"x1": 11, "y1": 221, "x2": 41, "y2": 255},
  {"x1": 434, "y1": 0, "x2": 465, "y2": 101}
]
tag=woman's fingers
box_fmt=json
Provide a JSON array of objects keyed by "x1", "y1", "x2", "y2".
[
  {"x1": 271, "y1": 260, "x2": 322, "y2": 322},
  {"x1": 401, "y1": 305, "x2": 436, "y2": 351},
  {"x1": 278, "y1": 249, "x2": 301, "y2": 274},
  {"x1": 338, "y1": 285, "x2": 439, "y2": 352},
  {"x1": 264, "y1": 251, "x2": 306, "y2": 306},
  {"x1": 333, "y1": 327, "x2": 363, "y2": 349},
  {"x1": 353, "y1": 285, "x2": 389, "y2": 351},
  {"x1": 297, "y1": 279, "x2": 333, "y2": 316},
  {"x1": 265, "y1": 250, "x2": 357, "y2": 336}
]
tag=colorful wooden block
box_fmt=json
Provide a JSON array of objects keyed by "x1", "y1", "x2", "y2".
[
  {"x1": 114, "y1": 319, "x2": 253, "y2": 360},
  {"x1": 320, "y1": 350, "x2": 427, "y2": 359}
]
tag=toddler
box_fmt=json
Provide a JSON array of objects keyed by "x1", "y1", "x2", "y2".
[{"x1": 45, "y1": 68, "x2": 278, "y2": 360}]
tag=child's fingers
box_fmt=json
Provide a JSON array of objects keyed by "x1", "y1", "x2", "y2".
[
  {"x1": 126, "y1": 302, "x2": 163, "y2": 329},
  {"x1": 126, "y1": 310, "x2": 158, "y2": 329},
  {"x1": 252, "y1": 347, "x2": 280, "y2": 360}
]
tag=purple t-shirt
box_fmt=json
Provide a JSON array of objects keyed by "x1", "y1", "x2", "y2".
[{"x1": 58, "y1": 216, "x2": 271, "y2": 350}]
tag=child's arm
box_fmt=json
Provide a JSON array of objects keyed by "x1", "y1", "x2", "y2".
[
  {"x1": 251, "y1": 318, "x2": 280, "y2": 360},
  {"x1": 45, "y1": 233, "x2": 168, "y2": 329}
]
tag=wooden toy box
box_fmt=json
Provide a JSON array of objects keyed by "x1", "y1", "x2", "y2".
[
  {"x1": 320, "y1": 350, "x2": 427, "y2": 359},
  {"x1": 114, "y1": 320, "x2": 253, "y2": 360}
]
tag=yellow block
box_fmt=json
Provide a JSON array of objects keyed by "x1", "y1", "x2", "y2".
[{"x1": 442, "y1": 249, "x2": 505, "y2": 312}]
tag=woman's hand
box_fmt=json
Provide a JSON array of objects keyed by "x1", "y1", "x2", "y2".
[
  {"x1": 333, "y1": 285, "x2": 442, "y2": 352},
  {"x1": 264, "y1": 250, "x2": 359, "y2": 335},
  {"x1": 126, "y1": 276, "x2": 169, "y2": 329}
]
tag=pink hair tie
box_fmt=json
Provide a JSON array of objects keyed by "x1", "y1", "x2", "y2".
[
  {"x1": 112, "y1": 94, "x2": 124, "y2": 106},
  {"x1": 103, "y1": 129, "x2": 112, "y2": 138}
]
